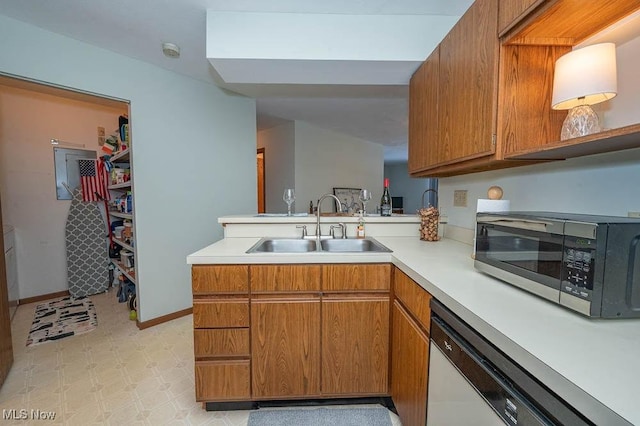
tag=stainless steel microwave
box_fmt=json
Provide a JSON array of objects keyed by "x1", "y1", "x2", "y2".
[{"x1": 474, "y1": 211, "x2": 640, "y2": 318}]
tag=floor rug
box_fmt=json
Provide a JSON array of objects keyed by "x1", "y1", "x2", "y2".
[
  {"x1": 248, "y1": 406, "x2": 392, "y2": 426},
  {"x1": 26, "y1": 296, "x2": 98, "y2": 347}
]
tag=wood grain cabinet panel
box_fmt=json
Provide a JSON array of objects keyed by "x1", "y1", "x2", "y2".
[
  {"x1": 391, "y1": 301, "x2": 430, "y2": 426},
  {"x1": 409, "y1": 0, "x2": 640, "y2": 176},
  {"x1": 251, "y1": 299, "x2": 321, "y2": 398},
  {"x1": 322, "y1": 298, "x2": 389, "y2": 395},
  {"x1": 322, "y1": 264, "x2": 391, "y2": 292},
  {"x1": 498, "y1": 0, "x2": 543, "y2": 35},
  {"x1": 408, "y1": 48, "x2": 440, "y2": 174},
  {"x1": 192, "y1": 299, "x2": 249, "y2": 328},
  {"x1": 394, "y1": 269, "x2": 432, "y2": 332},
  {"x1": 438, "y1": 0, "x2": 499, "y2": 164},
  {"x1": 194, "y1": 328, "x2": 250, "y2": 359},
  {"x1": 192, "y1": 265, "x2": 248, "y2": 295},
  {"x1": 195, "y1": 360, "x2": 250, "y2": 401},
  {"x1": 506, "y1": 0, "x2": 640, "y2": 46},
  {"x1": 251, "y1": 264, "x2": 321, "y2": 293}
]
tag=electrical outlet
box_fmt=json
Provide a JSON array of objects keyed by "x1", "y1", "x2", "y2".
[
  {"x1": 453, "y1": 190, "x2": 468, "y2": 207},
  {"x1": 98, "y1": 126, "x2": 105, "y2": 146},
  {"x1": 628, "y1": 211, "x2": 640, "y2": 218}
]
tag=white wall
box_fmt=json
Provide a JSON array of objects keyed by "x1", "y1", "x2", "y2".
[
  {"x1": 0, "y1": 15, "x2": 257, "y2": 322},
  {"x1": 598, "y1": 36, "x2": 640, "y2": 129},
  {"x1": 384, "y1": 163, "x2": 437, "y2": 214},
  {"x1": 439, "y1": 147, "x2": 640, "y2": 230},
  {"x1": 0, "y1": 86, "x2": 124, "y2": 299},
  {"x1": 207, "y1": 12, "x2": 460, "y2": 62},
  {"x1": 257, "y1": 122, "x2": 295, "y2": 213},
  {"x1": 294, "y1": 121, "x2": 384, "y2": 214}
]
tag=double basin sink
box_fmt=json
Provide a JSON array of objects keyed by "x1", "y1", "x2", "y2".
[{"x1": 247, "y1": 237, "x2": 392, "y2": 253}]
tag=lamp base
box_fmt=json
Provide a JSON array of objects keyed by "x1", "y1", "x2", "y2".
[{"x1": 560, "y1": 105, "x2": 601, "y2": 140}]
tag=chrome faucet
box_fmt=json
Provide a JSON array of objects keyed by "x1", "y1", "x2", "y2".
[{"x1": 316, "y1": 194, "x2": 343, "y2": 243}]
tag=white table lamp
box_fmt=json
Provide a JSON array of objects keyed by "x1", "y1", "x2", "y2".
[{"x1": 552, "y1": 42, "x2": 617, "y2": 140}]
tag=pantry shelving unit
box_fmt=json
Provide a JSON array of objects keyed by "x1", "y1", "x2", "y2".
[{"x1": 107, "y1": 147, "x2": 137, "y2": 305}]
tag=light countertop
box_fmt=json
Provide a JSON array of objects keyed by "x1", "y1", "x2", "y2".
[
  {"x1": 187, "y1": 236, "x2": 640, "y2": 425},
  {"x1": 218, "y1": 214, "x2": 421, "y2": 224}
]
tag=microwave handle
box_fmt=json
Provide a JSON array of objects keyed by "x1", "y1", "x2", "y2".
[{"x1": 478, "y1": 218, "x2": 563, "y2": 234}]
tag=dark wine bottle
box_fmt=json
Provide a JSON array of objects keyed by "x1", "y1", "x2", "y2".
[{"x1": 380, "y1": 178, "x2": 392, "y2": 216}]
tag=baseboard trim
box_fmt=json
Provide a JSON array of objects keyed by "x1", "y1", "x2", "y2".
[
  {"x1": 19, "y1": 290, "x2": 70, "y2": 305},
  {"x1": 136, "y1": 307, "x2": 192, "y2": 330}
]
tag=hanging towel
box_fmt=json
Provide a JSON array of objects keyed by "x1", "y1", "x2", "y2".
[{"x1": 79, "y1": 158, "x2": 111, "y2": 202}]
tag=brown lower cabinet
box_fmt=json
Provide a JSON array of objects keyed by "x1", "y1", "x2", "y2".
[
  {"x1": 322, "y1": 297, "x2": 389, "y2": 395},
  {"x1": 191, "y1": 262, "x2": 433, "y2": 422},
  {"x1": 391, "y1": 268, "x2": 433, "y2": 426},
  {"x1": 391, "y1": 302, "x2": 430, "y2": 426},
  {"x1": 251, "y1": 298, "x2": 321, "y2": 398}
]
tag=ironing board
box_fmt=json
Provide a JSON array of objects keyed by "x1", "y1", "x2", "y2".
[{"x1": 65, "y1": 188, "x2": 110, "y2": 298}]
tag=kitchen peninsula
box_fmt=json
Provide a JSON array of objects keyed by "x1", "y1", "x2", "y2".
[{"x1": 187, "y1": 216, "x2": 640, "y2": 426}]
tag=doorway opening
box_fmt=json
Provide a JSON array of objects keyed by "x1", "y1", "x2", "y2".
[
  {"x1": 0, "y1": 73, "x2": 131, "y2": 318},
  {"x1": 257, "y1": 148, "x2": 265, "y2": 213}
]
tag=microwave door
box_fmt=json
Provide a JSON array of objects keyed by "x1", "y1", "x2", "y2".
[{"x1": 476, "y1": 224, "x2": 564, "y2": 301}]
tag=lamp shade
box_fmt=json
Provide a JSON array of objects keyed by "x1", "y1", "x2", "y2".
[{"x1": 551, "y1": 43, "x2": 617, "y2": 110}]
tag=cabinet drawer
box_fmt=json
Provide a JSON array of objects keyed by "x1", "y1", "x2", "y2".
[
  {"x1": 323, "y1": 264, "x2": 391, "y2": 292},
  {"x1": 194, "y1": 328, "x2": 250, "y2": 359},
  {"x1": 251, "y1": 265, "x2": 321, "y2": 293},
  {"x1": 195, "y1": 360, "x2": 250, "y2": 401},
  {"x1": 394, "y1": 268, "x2": 432, "y2": 332},
  {"x1": 192, "y1": 265, "x2": 249, "y2": 295},
  {"x1": 193, "y1": 299, "x2": 249, "y2": 328}
]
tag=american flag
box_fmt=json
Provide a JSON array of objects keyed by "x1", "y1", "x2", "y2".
[{"x1": 79, "y1": 159, "x2": 110, "y2": 202}]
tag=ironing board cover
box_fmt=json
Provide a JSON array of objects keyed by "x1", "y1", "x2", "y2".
[{"x1": 65, "y1": 188, "x2": 109, "y2": 298}]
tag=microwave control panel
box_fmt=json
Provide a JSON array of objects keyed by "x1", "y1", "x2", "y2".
[{"x1": 561, "y1": 236, "x2": 596, "y2": 300}]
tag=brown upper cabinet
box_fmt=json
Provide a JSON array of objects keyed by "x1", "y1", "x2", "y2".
[{"x1": 409, "y1": 0, "x2": 640, "y2": 177}]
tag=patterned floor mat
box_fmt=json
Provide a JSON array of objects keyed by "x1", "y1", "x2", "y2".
[{"x1": 26, "y1": 296, "x2": 98, "y2": 346}]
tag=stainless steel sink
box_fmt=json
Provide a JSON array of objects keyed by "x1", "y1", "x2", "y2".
[
  {"x1": 320, "y1": 238, "x2": 392, "y2": 253},
  {"x1": 246, "y1": 237, "x2": 391, "y2": 253},
  {"x1": 246, "y1": 238, "x2": 317, "y2": 253}
]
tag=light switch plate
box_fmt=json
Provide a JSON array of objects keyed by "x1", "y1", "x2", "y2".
[
  {"x1": 98, "y1": 126, "x2": 105, "y2": 146},
  {"x1": 453, "y1": 190, "x2": 468, "y2": 207}
]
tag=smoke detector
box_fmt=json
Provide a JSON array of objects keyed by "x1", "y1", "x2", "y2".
[{"x1": 162, "y1": 42, "x2": 180, "y2": 58}]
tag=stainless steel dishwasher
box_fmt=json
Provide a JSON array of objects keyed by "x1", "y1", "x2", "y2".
[{"x1": 427, "y1": 301, "x2": 592, "y2": 425}]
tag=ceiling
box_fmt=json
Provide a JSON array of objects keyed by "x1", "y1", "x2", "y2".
[{"x1": 0, "y1": 0, "x2": 474, "y2": 163}]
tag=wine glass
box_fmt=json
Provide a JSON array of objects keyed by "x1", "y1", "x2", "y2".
[
  {"x1": 359, "y1": 189, "x2": 372, "y2": 216},
  {"x1": 283, "y1": 188, "x2": 295, "y2": 216}
]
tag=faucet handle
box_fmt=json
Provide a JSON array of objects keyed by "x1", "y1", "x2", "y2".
[
  {"x1": 296, "y1": 225, "x2": 307, "y2": 238},
  {"x1": 338, "y1": 223, "x2": 347, "y2": 239}
]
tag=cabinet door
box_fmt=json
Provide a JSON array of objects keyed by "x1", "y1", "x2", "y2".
[
  {"x1": 323, "y1": 264, "x2": 390, "y2": 292},
  {"x1": 394, "y1": 268, "x2": 432, "y2": 332},
  {"x1": 251, "y1": 298, "x2": 321, "y2": 398},
  {"x1": 439, "y1": 0, "x2": 499, "y2": 164},
  {"x1": 192, "y1": 265, "x2": 248, "y2": 295},
  {"x1": 322, "y1": 298, "x2": 389, "y2": 395},
  {"x1": 391, "y1": 301, "x2": 430, "y2": 426},
  {"x1": 408, "y1": 47, "x2": 440, "y2": 173},
  {"x1": 195, "y1": 360, "x2": 250, "y2": 401},
  {"x1": 251, "y1": 264, "x2": 321, "y2": 293}
]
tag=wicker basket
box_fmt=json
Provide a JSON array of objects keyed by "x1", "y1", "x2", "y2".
[{"x1": 419, "y1": 189, "x2": 440, "y2": 241}]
